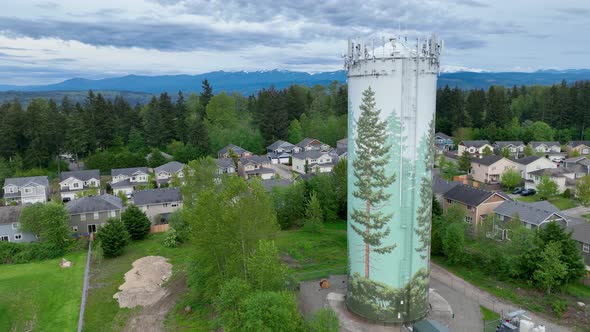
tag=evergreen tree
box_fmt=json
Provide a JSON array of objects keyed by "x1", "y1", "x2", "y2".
[
  {"x1": 144, "y1": 96, "x2": 164, "y2": 147},
  {"x1": 458, "y1": 151, "x2": 472, "y2": 173},
  {"x1": 176, "y1": 91, "x2": 188, "y2": 142},
  {"x1": 158, "y1": 92, "x2": 177, "y2": 144},
  {"x1": 287, "y1": 119, "x2": 304, "y2": 144},
  {"x1": 304, "y1": 191, "x2": 324, "y2": 233},
  {"x1": 199, "y1": 79, "x2": 213, "y2": 116},
  {"x1": 533, "y1": 241, "x2": 567, "y2": 295},
  {"x1": 487, "y1": 86, "x2": 510, "y2": 126},
  {"x1": 351, "y1": 87, "x2": 396, "y2": 279},
  {"x1": 285, "y1": 85, "x2": 308, "y2": 120},
  {"x1": 121, "y1": 204, "x2": 152, "y2": 240},
  {"x1": 97, "y1": 218, "x2": 130, "y2": 258}
]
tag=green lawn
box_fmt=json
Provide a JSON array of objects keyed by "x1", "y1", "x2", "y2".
[
  {"x1": 516, "y1": 195, "x2": 577, "y2": 210},
  {"x1": 84, "y1": 233, "x2": 209, "y2": 332},
  {"x1": 276, "y1": 220, "x2": 347, "y2": 281},
  {"x1": 480, "y1": 305, "x2": 500, "y2": 321},
  {"x1": 0, "y1": 250, "x2": 87, "y2": 332}
]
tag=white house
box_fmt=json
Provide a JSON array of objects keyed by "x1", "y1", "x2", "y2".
[
  {"x1": 291, "y1": 150, "x2": 336, "y2": 174},
  {"x1": 110, "y1": 167, "x2": 150, "y2": 196},
  {"x1": 217, "y1": 144, "x2": 252, "y2": 158},
  {"x1": 0, "y1": 206, "x2": 36, "y2": 243},
  {"x1": 216, "y1": 158, "x2": 236, "y2": 175},
  {"x1": 528, "y1": 141, "x2": 561, "y2": 154},
  {"x1": 3, "y1": 176, "x2": 49, "y2": 205},
  {"x1": 493, "y1": 141, "x2": 525, "y2": 159},
  {"x1": 295, "y1": 138, "x2": 331, "y2": 152},
  {"x1": 133, "y1": 188, "x2": 183, "y2": 225},
  {"x1": 511, "y1": 155, "x2": 557, "y2": 181},
  {"x1": 457, "y1": 140, "x2": 493, "y2": 158},
  {"x1": 59, "y1": 170, "x2": 101, "y2": 201},
  {"x1": 526, "y1": 168, "x2": 576, "y2": 194},
  {"x1": 266, "y1": 140, "x2": 296, "y2": 164},
  {"x1": 154, "y1": 161, "x2": 185, "y2": 187},
  {"x1": 238, "y1": 155, "x2": 275, "y2": 180}
]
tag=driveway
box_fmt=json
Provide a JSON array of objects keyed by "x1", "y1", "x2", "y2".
[
  {"x1": 561, "y1": 205, "x2": 590, "y2": 218},
  {"x1": 270, "y1": 163, "x2": 294, "y2": 180}
]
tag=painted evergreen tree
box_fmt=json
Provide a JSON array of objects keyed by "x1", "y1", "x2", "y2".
[
  {"x1": 351, "y1": 87, "x2": 396, "y2": 279},
  {"x1": 415, "y1": 118, "x2": 435, "y2": 259}
]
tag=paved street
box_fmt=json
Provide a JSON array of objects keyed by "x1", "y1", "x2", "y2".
[{"x1": 270, "y1": 163, "x2": 294, "y2": 180}]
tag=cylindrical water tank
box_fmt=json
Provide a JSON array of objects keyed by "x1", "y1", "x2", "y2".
[
  {"x1": 345, "y1": 36, "x2": 442, "y2": 324},
  {"x1": 520, "y1": 319, "x2": 534, "y2": 332},
  {"x1": 537, "y1": 325, "x2": 546, "y2": 332}
]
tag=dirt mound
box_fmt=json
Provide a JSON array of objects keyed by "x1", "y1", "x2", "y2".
[{"x1": 114, "y1": 256, "x2": 172, "y2": 308}]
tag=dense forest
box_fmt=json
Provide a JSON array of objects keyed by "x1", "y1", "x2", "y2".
[{"x1": 0, "y1": 79, "x2": 589, "y2": 179}]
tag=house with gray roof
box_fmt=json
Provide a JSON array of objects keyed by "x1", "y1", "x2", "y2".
[
  {"x1": 434, "y1": 132, "x2": 453, "y2": 152},
  {"x1": 217, "y1": 144, "x2": 252, "y2": 158},
  {"x1": 432, "y1": 176, "x2": 462, "y2": 206},
  {"x1": 336, "y1": 138, "x2": 348, "y2": 156},
  {"x1": 66, "y1": 194, "x2": 123, "y2": 235},
  {"x1": 133, "y1": 188, "x2": 182, "y2": 225},
  {"x1": 291, "y1": 150, "x2": 337, "y2": 174},
  {"x1": 526, "y1": 167, "x2": 576, "y2": 194},
  {"x1": 443, "y1": 185, "x2": 510, "y2": 225},
  {"x1": 238, "y1": 155, "x2": 275, "y2": 180},
  {"x1": 110, "y1": 167, "x2": 150, "y2": 196},
  {"x1": 511, "y1": 155, "x2": 557, "y2": 181},
  {"x1": 3, "y1": 176, "x2": 49, "y2": 205},
  {"x1": 568, "y1": 222, "x2": 590, "y2": 267},
  {"x1": 154, "y1": 161, "x2": 185, "y2": 187},
  {"x1": 469, "y1": 156, "x2": 519, "y2": 184},
  {"x1": 457, "y1": 140, "x2": 493, "y2": 158},
  {"x1": 528, "y1": 141, "x2": 561, "y2": 154},
  {"x1": 295, "y1": 138, "x2": 331, "y2": 152},
  {"x1": 493, "y1": 200, "x2": 566, "y2": 237},
  {"x1": 0, "y1": 206, "x2": 35, "y2": 243},
  {"x1": 494, "y1": 141, "x2": 525, "y2": 159},
  {"x1": 563, "y1": 156, "x2": 590, "y2": 178},
  {"x1": 59, "y1": 170, "x2": 101, "y2": 201},
  {"x1": 266, "y1": 140, "x2": 296, "y2": 164},
  {"x1": 566, "y1": 141, "x2": 590, "y2": 156},
  {"x1": 216, "y1": 158, "x2": 236, "y2": 175}
]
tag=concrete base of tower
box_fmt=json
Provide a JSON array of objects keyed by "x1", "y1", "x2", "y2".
[{"x1": 298, "y1": 275, "x2": 452, "y2": 332}]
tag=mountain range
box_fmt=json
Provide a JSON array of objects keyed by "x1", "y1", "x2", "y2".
[{"x1": 1, "y1": 69, "x2": 590, "y2": 96}]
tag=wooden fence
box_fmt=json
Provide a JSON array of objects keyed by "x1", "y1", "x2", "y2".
[{"x1": 150, "y1": 224, "x2": 170, "y2": 233}]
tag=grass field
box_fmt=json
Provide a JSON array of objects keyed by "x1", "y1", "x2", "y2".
[
  {"x1": 276, "y1": 220, "x2": 347, "y2": 281},
  {"x1": 516, "y1": 195, "x2": 577, "y2": 210},
  {"x1": 0, "y1": 250, "x2": 87, "y2": 332}
]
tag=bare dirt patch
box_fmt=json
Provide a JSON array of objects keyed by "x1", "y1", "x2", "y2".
[{"x1": 114, "y1": 256, "x2": 172, "y2": 308}]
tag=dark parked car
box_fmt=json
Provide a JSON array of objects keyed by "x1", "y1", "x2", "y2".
[
  {"x1": 520, "y1": 188, "x2": 536, "y2": 196},
  {"x1": 512, "y1": 187, "x2": 524, "y2": 194}
]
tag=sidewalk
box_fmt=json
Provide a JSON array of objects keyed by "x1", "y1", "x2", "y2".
[{"x1": 430, "y1": 263, "x2": 571, "y2": 332}]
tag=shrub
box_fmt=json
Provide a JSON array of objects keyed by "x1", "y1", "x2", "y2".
[
  {"x1": 562, "y1": 188, "x2": 572, "y2": 198},
  {"x1": 307, "y1": 308, "x2": 339, "y2": 332},
  {"x1": 121, "y1": 204, "x2": 151, "y2": 240},
  {"x1": 168, "y1": 210, "x2": 190, "y2": 243},
  {"x1": 162, "y1": 228, "x2": 179, "y2": 248},
  {"x1": 96, "y1": 218, "x2": 130, "y2": 258},
  {"x1": 551, "y1": 299, "x2": 568, "y2": 318},
  {"x1": 0, "y1": 241, "x2": 65, "y2": 264},
  {"x1": 240, "y1": 291, "x2": 304, "y2": 332}
]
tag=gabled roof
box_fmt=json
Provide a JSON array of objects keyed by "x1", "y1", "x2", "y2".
[
  {"x1": 216, "y1": 158, "x2": 235, "y2": 169},
  {"x1": 459, "y1": 140, "x2": 490, "y2": 148},
  {"x1": 443, "y1": 185, "x2": 508, "y2": 206},
  {"x1": 494, "y1": 141, "x2": 525, "y2": 148},
  {"x1": 529, "y1": 168, "x2": 574, "y2": 178},
  {"x1": 111, "y1": 178, "x2": 148, "y2": 188},
  {"x1": 567, "y1": 141, "x2": 590, "y2": 148},
  {"x1": 245, "y1": 168, "x2": 275, "y2": 175},
  {"x1": 218, "y1": 144, "x2": 251, "y2": 156},
  {"x1": 266, "y1": 140, "x2": 295, "y2": 151},
  {"x1": 240, "y1": 155, "x2": 269, "y2": 165},
  {"x1": 432, "y1": 176, "x2": 462, "y2": 195},
  {"x1": 292, "y1": 150, "x2": 332, "y2": 160},
  {"x1": 111, "y1": 167, "x2": 149, "y2": 177},
  {"x1": 471, "y1": 155, "x2": 505, "y2": 166},
  {"x1": 511, "y1": 155, "x2": 542, "y2": 165},
  {"x1": 529, "y1": 141, "x2": 560, "y2": 148},
  {"x1": 3, "y1": 176, "x2": 49, "y2": 188},
  {"x1": 494, "y1": 200, "x2": 563, "y2": 226},
  {"x1": 155, "y1": 161, "x2": 184, "y2": 174},
  {"x1": 60, "y1": 170, "x2": 100, "y2": 182},
  {"x1": 66, "y1": 194, "x2": 122, "y2": 214},
  {"x1": 0, "y1": 206, "x2": 22, "y2": 225},
  {"x1": 569, "y1": 222, "x2": 590, "y2": 244},
  {"x1": 564, "y1": 156, "x2": 590, "y2": 165},
  {"x1": 434, "y1": 132, "x2": 452, "y2": 140},
  {"x1": 296, "y1": 137, "x2": 323, "y2": 148},
  {"x1": 134, "y1": 188, "x2": 182, "y2": 206}
]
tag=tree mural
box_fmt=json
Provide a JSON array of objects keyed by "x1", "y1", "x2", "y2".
[
  {"x1": 415, "y1": 117, "x2": 435, "y2": 259},
  {"x1": 351, "y1": 87, "x2": 396, "y2": 278}
]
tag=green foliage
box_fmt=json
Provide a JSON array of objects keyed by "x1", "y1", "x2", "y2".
[
  {"x1": 524, "y1": 145, "x2": 534, "y2": 156},
  {"x1": 74, "y1": 188, "x2": 99, "y2": 199},
  {"x1": 147, "y1": 148, "x2": 168, "y2": 168},
  {"x1": 432, "y1": 195, "x2": 442, "y2": 217},
  {"x1": 533, "y1": 241, "x2": 567, "y2": 295},
  {"x1": 439, "y1": 156, "x2": 461, "y2": 180},
  {"x1": 537, "y1": 175, "x2": 559, "y2": 199},
  {"x1": 121, "y1": 204, "x2": 151, "y2": 240},
  {"x1": 569, "y1": 149, "x2": 581, "y2": 158},
  {"x1": 116, "y1": 191, "x2": 128, "y2": 206},
  {"x1": 287, "y1": 119, "x2": 304, "y2": 144},
  {"x1": 304, "y1": 192, "x2": 324, "y2": 233},
  {"x1": 443, "y1": 223, "x2": 466, "y2": 264},
  {"x1": 550, "y1": 298, "x2": 568, "y2": 318},
  {"x1": 0, "y1": 240, "x2": 75, "y2": 264},
  {"x1": 162, "y1": 227, "x2": 179, "y2": 248},
  {"x1": 85, "y1": 148, "x2": 146, "y2": 173},
  {"x1": 273, "y1": 181, "x2": 307, "y2": 229},
  {"x1": 575, "y1": 175, "x2": 590, "y2": 206},
  {"x1": 214, "y1": 278, "x2": 253, "y2": 331},
  {"x1": 458, "y1": 151, "x2": 472, "y2": 173},
  {"x1": 501, "y1": 147, "x2": 510, "y2": 158},
  {"x1": 239, "y1": 291, "x2": 304, "y2": 332},
  {"x1": 19, "y1": 202, "x2": 72, "y2": 253},
  {"x1": 482, "y1": 146, "x2": 493, "y2": 156},
  {"x1": 307, "y1": 308, "x2": 339, "y2": 332},
  {"x1": 247, "y1": 240, "x2": 289, "y2": 291},
  {"x1": 307, "y1": 174, "x2": 339, "y2": 221},
  {"x1": 96, "y1": 218, "x2": 130, "y2": 258},
  {"x1": 168, "y1": 210, "x2": 191, "y2": 243},
  {"x1": 500, "y1": 168, "x2": 521, "y2": 190}
]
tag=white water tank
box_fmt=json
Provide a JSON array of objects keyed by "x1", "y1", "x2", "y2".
[{"x1": 519, "y1": 319, "x2": 534, "y2": 332}]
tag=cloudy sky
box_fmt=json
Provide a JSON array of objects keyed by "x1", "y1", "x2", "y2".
[{"x1": 0, "y1": 0, "x2": 588, "y2": 85}]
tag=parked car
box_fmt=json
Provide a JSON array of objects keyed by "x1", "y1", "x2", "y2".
[
  {"x1": 521, "y1": 188, "x2": 536, "y2": 196},
  {"x1": 512, "y1": 187, "x2": 524, "y2": 194}
]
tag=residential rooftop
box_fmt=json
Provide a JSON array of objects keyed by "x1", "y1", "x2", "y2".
[
  {"x1": 443, "y1": 185, "x2": 509, "y2": 207},
  {"x1": 134, "y1": 188, "x2": 182, "y2": 206},
  {"x1": 66, "y1": 194, "x2": 122, "y2": 214},
  {"x1": 59, "y1": 170, "x2": 100, "y2": 182}
]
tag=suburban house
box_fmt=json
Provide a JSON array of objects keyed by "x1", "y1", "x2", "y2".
[
  {"x1": 3, "y1": 176, "x2": 49, "y2": 205},
  {"x1": 566, "y1": 141, "x2": 590, "y2": 156},
  {"x1": 526, "y1": 168, "x2": 576, "y2": 194},
  {"x1": 434, "y1": 132, "x2": 454, "y2": 152},
  {"x1": 154, "y1": 161, "x2": 185, "y2": 187},
  {"x1": 443, "y1": 185, "x2": 510, "y2": 225},
  {"x1": 217, "y1": 144, "x2": 252, "y2": 158},
  {"x1": 469, "y1": 155, "x2": 519, "y2": 184},
  {"x1": 295, "y1": 138, "x2": 331, "y2": 152},
  {"x1": 336, "y1": 138, "x2": 348, "y2": 157},
  {"x1": 291, "y1": 150, "x2": 336, "y2": 174},
  {"x1": 110, "y1": 167, "x2": 150, "y2": 196},
  {"x1": 568, "y1": 222, "x2": 590, "y2": 267},
  {"x1": 511, "y1": 155, "x2": 557, "y2": 181},
  {"x1": 266, "y1": 140, "x2": 296, "y2": 164},
  {"x1": 66, "y1": 194, "x2": 123, "y2": 235},
  {"x1": 529, "y1": 141, "x2": 561, "y2": 154},
  {"x1": 0, "y1": 206, "x2": 35, "y2": 243},
  {"x1": 457, "y1": 140, "x2": 493, "y2": 158},
  {"x1": 59, "y1": 170, "x2": 101, "y2": 201},
  {"x1": 432, "y1": 176, "x2": 461, "y2": 206},
  {"x1": 493, "y1": 141, "x2": 525, "y2": 159},
  {"x1": 238, "y1": 155, "x2": 276, "y2": 180},
  {"x1": 563, "y1": 156, "x2": 590, "y2": 178},
  {"x1": 216, "y1": 158, "x2": 236, "y2": 175},
  {"x1": 133, "y1": 188, "x2": 183, "y2": 225},
  {"x1": 493, "y1": 200, "x2": 567, "y2": 236}
]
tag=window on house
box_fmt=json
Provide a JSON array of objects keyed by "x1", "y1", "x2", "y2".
[
  {"x1": 467, "y1": 205, "x2": 475, "y2": 211},
  {"x1": 12, "y1": 222, "x2": 18, "y2": 229},
  {"x1": 0, "y1": 235, "x2": 8, "y2": 242},
  {"x1": 109, "y1": 211, "x2": 116, "y2": 218},
  {"x1": 81, "y1": 214, "x2": 86, "y2": 221},
  {"x1": 73, "y1": 182, "x2": 79, "y2": 188},
  {"x1": 72, "y1": 226, "x2": 78, "y2": 232},
  {"x1": 498, "y1": 215, "x2": 504, "y2": 221},
  {"x1": 171, "y1": 203, "x2": 178, "y2": 207},
  {"x1": 93, "y1": 212, "x2": 99, "y2": 220},
  {"x1": 446, "y1": 199, "x2": 452, "y2": 204},
  {"x1": 14, "y1": 234, "x2": 22, "y2": 240},
  {"x1": 24, "y1": 187, "x2": 32, "y2": 194},
  {"x1": 464, "y1": 216, "x2": 473, "y2": 223},
  {"x1": 163, "y1": 203, "x2": 169, "y2": 208},
  {"x1": 583, "y1": 243, "x2": 590, "y2": 253}
]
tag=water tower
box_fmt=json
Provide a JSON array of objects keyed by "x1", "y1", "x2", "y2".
[{"x1": 345, "y1": 35, "x2": 443, "y2": 324}]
